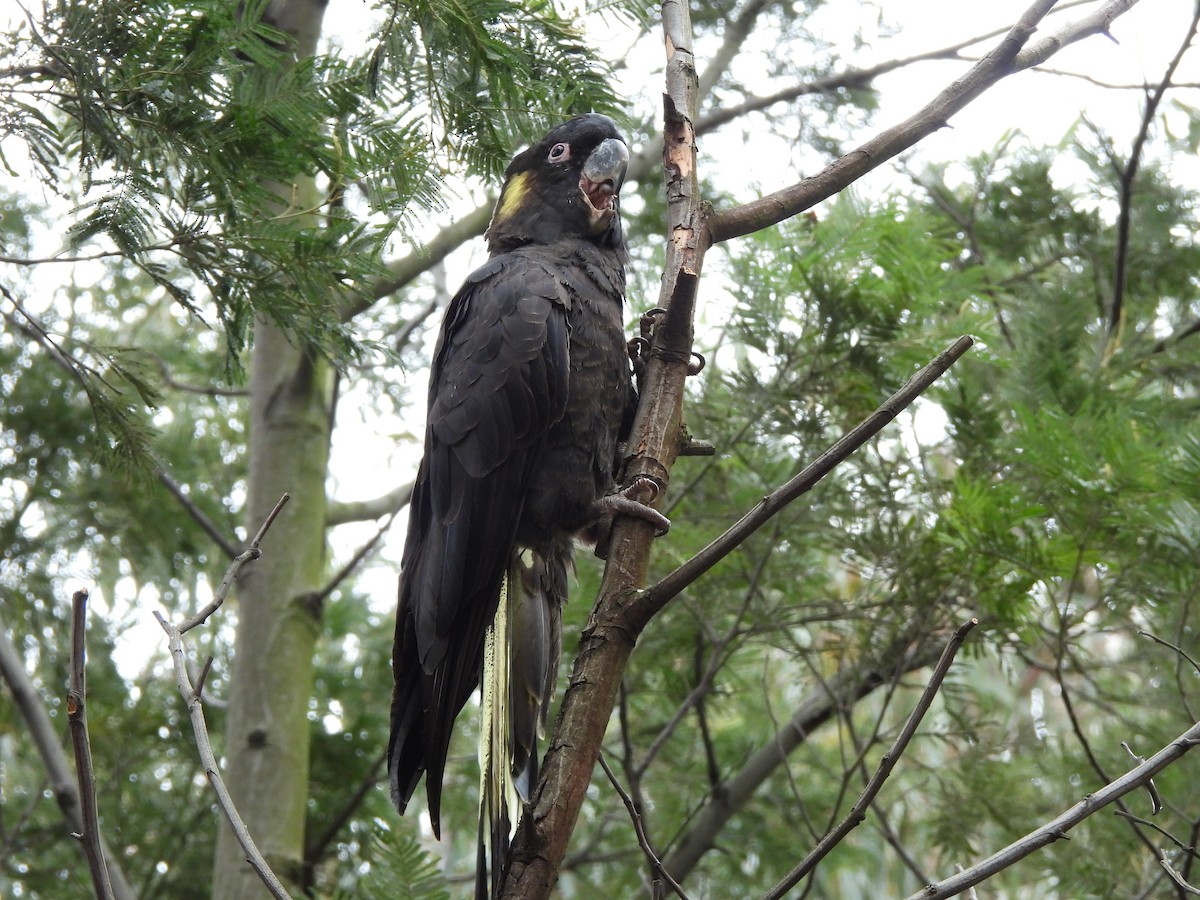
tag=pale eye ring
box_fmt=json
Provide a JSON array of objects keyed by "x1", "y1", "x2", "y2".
[{"x1": 547, "y1": 142, "x2": 570, "y2": 162}]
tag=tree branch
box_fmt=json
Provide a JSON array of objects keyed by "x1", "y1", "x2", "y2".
[
  {"x1": 762, "y1": 618, "x2": 978, "y2": 899},
  {"x1": 177, "y1": 492, "x2": 290, "y2": 634},
  {"x1": 644, "y1": 335, "x2": 973, "y2": 614},
  {"x1": 154, "y1": 496, "x2": 295, "y2": 900},
  {"x1": 305, "y1": 507, "x2": 398, "y2": 608},
  {"x1": 497, "y1": 4, "x2": 705, "y2": 895},
  {"x1": 902, "y1": 717, "x2": 1200, "y2": 900},
  {"x1": 67, "y1": 590, "x2": 115, "y2": 900},
  {"x1": 1011, "y1": 0, "x2": 1137, "y2": 70},
  {"x1": 661, "y1": 628, "x2": 949, "y2": 884},
  {"x1": 707, "y1": 0, "x2": 1142, "y2": 243},
  {"x1": 0, "y1": 613, "x2": 137, "y2": 900},
  {"x1": 344, "y1": 203, "x2": 493, "y2": 319},
  {"x1": 598, "y1": 752, "x2": 690, "y2": 900},
  {"x1": 1106, "y1": 0, "x2": 1200, "y2": 340},
  {"x1": 326, "y1": 480, "x2": 413, "y2": 527}
]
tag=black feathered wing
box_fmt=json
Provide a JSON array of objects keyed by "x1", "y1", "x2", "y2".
[{"x1": 389, "y1": 254, "x2": 571, "y2": 837}]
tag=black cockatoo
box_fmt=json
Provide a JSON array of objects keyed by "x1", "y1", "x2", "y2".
[{"x1": 388, "y1": 114, "x2": 668, "y2": 894}]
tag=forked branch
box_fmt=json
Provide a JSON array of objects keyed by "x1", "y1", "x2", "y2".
[
  {"x1": 762, "y1": 618, "x2": 978, "y2": 899},
  {"x1": 903, "y1": 717, "x2": 1200, "y2": 899},
  {"x1": 155, "y1": 494, "x2": 295, "y2": 900}
]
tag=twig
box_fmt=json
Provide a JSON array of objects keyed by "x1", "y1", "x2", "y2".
[
  {"x1": 0, "y1": 614, "x2": 135, "y2": 899},
  {"x1": 636, "y1": 587, "x2": 753, "y2": 780},
  {"x1": 155, "y1": 497, "x2": 295, "y2": 900},
  {"x1": 645, "y1": 335, "x2": 974, "y2": 614},
  {"x1": 762, "y1": 618, "x2": 977, "y2": 900},
  {"x1": 177, "y1": 492, "x2": 290, "y2": 634},
  {"x1": 156, "y1": 467, "x2": 240, "y2": 560},
  {"x1": 871, "y1": 799, "x2": 930, "y2": 886},
  {"x1": 305, "y1": 507, "x2": 397, "y2": 607},
  {"x1": 709, "y1": 0, "x2": 1087, "y2": 242},
  {"x1": 661, "y1": 630, "x2": 946, "y2": 883},
  {"x1": 1122, "y1": 741, "x2": 1164, "y2": 815},
  {"x1": 1114, "y1": 809, "x2": 1200, "y2": 857},
  {"x1": 1140, "y1": 630, "x2": 1200, "y2": 677},
  {"x1": 1162, "y1": 851, "x2": 1200, "y2": 896},
  {"x1": 902, "y1": 718, "x2": 1200, "y2": 899},
  {"x1": 67, "y1": 590, "x2": 115, "y2": 900},
  {"x1": 598, "y1": 752, "x2": 690, "y2": 900},
  {"x1": 1106, "y1": 0, "x2": 1200, "y2": 340}
]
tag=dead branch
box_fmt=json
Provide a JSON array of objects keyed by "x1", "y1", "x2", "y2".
[
  {"x1": 177, "y1": 492, "x2": 290, "y2": 634},
  {"x1": 155, "y1": 495, "x2": 295, "y2": 900},
  {"x1": 762, "y1": 618, "x2": 978, "y2": 899},
  {"x1": 903, "y1": 717, "x2": 1200, "y2": 900},
  {"x1": 707, "y1": 0, "x2": 1144, "y2": 243},
  {"x1": 645, "y1": 335, "x2": 973, "y2": 615},
  {"x1": 0, "y1": 613, "x2": 137, "y2": 900},
  {"x1": 66, "y1": 590, "x2": 115, "y2": 900},
  {"x1": 599, "y1": 752, "x2": 690, "y2": 900}
]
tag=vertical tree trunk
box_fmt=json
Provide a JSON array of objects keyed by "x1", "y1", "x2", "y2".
[{"x1": 212, "y1": 2, "x2": 331, "y2": 897}]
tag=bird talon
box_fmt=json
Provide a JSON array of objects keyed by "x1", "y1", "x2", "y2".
[
  {"x1": 590, "y1": 478, "x2": 671, "y2": 557},
  {"x1": 640, "y1": 307, "x2": 668, "y2": 339},
  {"x1": 627, "y1": 336, "x2": 651, "y2": 375}
]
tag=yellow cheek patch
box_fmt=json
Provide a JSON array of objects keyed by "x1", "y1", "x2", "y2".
[{"x1": 494, "y1": 171, "x2": 532, "y2": 223}]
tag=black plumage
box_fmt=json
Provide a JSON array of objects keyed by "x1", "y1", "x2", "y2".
[{"x1": 388, "y1": 115, "x2": 644, "y2": 864}]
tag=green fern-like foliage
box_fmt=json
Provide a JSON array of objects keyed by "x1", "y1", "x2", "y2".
[{"x1": 0, "y1": 0, "x2": 619, "y2": 465}]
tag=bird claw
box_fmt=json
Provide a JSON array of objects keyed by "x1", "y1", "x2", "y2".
[
  {"x1": 591, "y1": 477, "x2": 671, "y2": 559},
  {"x1": 640, "y1": 307, "x2": 667, "y2": 339},
  {"x1": 627, "y1": 336, "x2": 651, "y2": 376}
]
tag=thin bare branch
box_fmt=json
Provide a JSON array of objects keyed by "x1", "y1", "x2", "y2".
[
  {"x1": 599, "y1": 753, "x2": 690, "y2": 900},
  {"x1": 902, "y1": 719, "x2": 1200, "y2": 899},
  {"x1": 707, "y1": 0, "x2": 1144, "y2": 243},
  {"x1": 644, "y1": 335, "x2": 974, "y2": 615},
  {"x1": 156, "y1": 467, "x2": 240, "y2": 560},
  {"x1": 155, "y1": 497, "x2": 296, "y2": 900},
  {"x1": 67, "y1": 590, "x2": 115, "y2": 900},
  {"x1": 177, "y1": 492, "x2": 290, "y2": 634},
  {"x1": 661, "y1": 630, "x2": 947, "y2": 884},
  {"x1": 0, "y1": 615, "x2": 137, "y2": 900},
  {"x1": 1114, "y1": 810, "x2": 1200, "y2": 857},
  {"x1": 1162, "y1": 850, "x2": 1200, "y2": 897},
  {"x1": 154, "y1": 611, "x2": 292, "y2": 900},
  {"x1": 762, "y1": 618, "x2": 978, "y2": 900},
  {"x1": 306, "y1": 507, "x2": 398, "y2": 606},
  {"x1": 1106, "y1": 1, "x2": 1200, "y2": 340}
]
